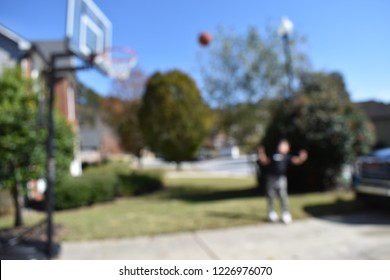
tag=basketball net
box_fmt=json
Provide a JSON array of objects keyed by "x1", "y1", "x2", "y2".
[{"x1": 93, "y1": 47, "x2": 138, "y2": 81}]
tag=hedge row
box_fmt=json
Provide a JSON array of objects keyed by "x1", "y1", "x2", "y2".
[
  {"x1": 55, "y1": 169, "x2": 164, "y2": 210},
  {"x1": 118, "y1": 171, "x2": 164, "y2": 196}
]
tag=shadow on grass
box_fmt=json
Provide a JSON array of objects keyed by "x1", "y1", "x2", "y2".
[
  {"x1": 162, "y1": 185, "x2": 263, "y2": 203},
  {"x1": 206, "y1": 211, "x2": 261, "y2": 222},
  {"x1": 118, "y1": 173, "x2": 164, "y2": 196},
  {"x1": 304, "y1": 199, "x2": 390, "y2": 225}
]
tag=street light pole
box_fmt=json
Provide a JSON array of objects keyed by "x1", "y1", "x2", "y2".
[{"x1": 278, "y1": 17, "x2": 294, "y2": 99}]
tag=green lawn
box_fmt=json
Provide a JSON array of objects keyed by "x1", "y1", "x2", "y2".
[{"x1": 0, "y1": 176, "x2": 362, "y2": 241}]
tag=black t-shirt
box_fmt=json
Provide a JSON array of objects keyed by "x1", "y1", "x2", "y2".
[{"x1": 268, "y1": 153, "x2": 292, "y2": 176}]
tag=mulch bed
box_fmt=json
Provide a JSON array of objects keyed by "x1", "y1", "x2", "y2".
[{"x1": 0, "y1": 221, "x2": 63, "y2": 259}]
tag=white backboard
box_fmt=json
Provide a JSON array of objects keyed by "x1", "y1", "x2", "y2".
[{"x1": 66, "y1": 0, "x2": 112, "y2": 74}]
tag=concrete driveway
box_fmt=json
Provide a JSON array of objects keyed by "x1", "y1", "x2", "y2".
[{"x1": 61, "y1": 211, "x2": 390, "y2": 260}]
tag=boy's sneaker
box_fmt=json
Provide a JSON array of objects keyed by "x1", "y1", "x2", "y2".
[
  {"x1": 281, "y1": 211, "x2": 292, "y2": 224},
  {"x1": 268, "y1": 211, "x2": 278, "y2": 222}
]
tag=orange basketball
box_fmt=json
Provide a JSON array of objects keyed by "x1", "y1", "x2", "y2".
[{"x1": 199, "y1": 32, "x2": 212, "y2": 46}]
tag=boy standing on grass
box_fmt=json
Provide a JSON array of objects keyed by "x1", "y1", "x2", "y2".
[{"x1": 258, "y1": 139, "x2": 308, "y2": 224}]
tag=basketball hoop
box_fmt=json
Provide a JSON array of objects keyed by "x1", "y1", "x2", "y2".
[{"x1": 92, "y1": 46, "x2": 138, "y2": 81}]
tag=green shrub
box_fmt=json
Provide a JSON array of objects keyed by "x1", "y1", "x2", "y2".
[
  {"x1": 118, "y1": 170, "x2": 164, "y2": 196},
  {"x1": 84, "y1": 174, "x2": 118, "y2": 203},
  {"x1": 54, "y1": 163, "x2": 164, "y2": 210},
  {"x1": 55, "y1": 173, "x2": 118, "y2": 210},
  {"x1": 55, "y1": 177, "x2": 92, "y2": 210}
]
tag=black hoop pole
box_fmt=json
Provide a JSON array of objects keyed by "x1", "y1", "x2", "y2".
[
  {"x1": 46, "y1": 54, "x2": 56, "y2": 259},
  {"x1": 45, "y1": 52, "x2": 92, "y2": 259}
]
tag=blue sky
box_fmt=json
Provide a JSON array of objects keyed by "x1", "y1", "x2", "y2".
[{"x1": 1, "y1": 0, "x2": 389, "y2": 102}]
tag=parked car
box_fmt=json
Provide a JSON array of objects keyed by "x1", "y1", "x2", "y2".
[{"x1": 353, "y1": 147, "x2": 390, "y2": 204}]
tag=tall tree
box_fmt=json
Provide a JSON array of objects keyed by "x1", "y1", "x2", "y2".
[
  {"x1": 262, "y1": 72, "x2": 375, "y2": 190},
  {"x1": 0, "y1": 67, "x2": 74, "y2": 227},
  {"x1": 116, "y1": 100, "x2": 144, "y2": 165},
  {"x1": 101, "y1": 97, "x2": 145, "y2": 166},
  {"x1": 139, "y1": 70, "x2": 210, "y2": 168},
  {"x1": 0, "y1": 68, "x2": 44, "y2": 226},
  {"x1": 102, "y1": 67, "x2": 148, "y2": 164},
  {"x1": 200, "y1": 26, "x2": 309, "y2": 150}
]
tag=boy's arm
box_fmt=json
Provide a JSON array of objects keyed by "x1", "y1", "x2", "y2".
[
  {"x1": 257, "y1": 147, "x2": 270, "y2": 165},
  {"x1": 291, "y1": 150, "x2": 308, "y2": 165}
]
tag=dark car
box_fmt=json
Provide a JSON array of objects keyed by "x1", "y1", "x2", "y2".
[{"x1": 354, "y1": 147, "x2": 390, "y2": 204}]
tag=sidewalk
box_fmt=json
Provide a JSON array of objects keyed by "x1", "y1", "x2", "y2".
[{"x1": 60, "y1": 213, "x2": 390, "y2": 260}]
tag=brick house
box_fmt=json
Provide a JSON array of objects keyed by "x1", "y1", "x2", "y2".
[
  {"x1": 1, "y1": 24, "x2": 123, "y2": 170},
  {"x1": 0, "y1": 24, "x2": 82, "y2": 176}
]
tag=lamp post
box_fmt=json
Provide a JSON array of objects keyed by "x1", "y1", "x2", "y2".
[{"x1": 278, "y1": 17, "x2": 294, "y2": 99}]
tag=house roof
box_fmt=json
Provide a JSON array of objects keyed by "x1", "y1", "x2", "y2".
[
  {"x1": 32, "y1": 40, "x2": 74, "y2": 69},
  {"x1": 0, "y1": 25, "x2": 74, "y2": 70},
  {"x1": 357, "y1": 101, "x2": 390, "y2": 120},
  {"x1": 32, "y1": 40, "x2": 67, "y2": 62},
  {"x1": 0, "y1": 24, "x2": 31, "y2": 51}
]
